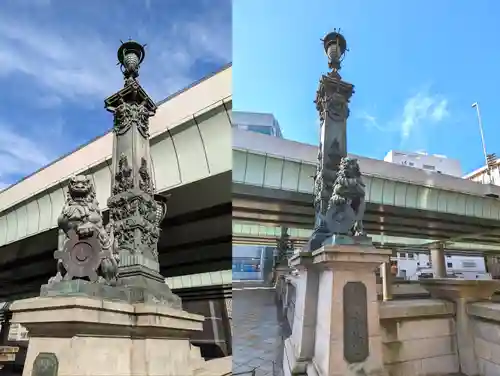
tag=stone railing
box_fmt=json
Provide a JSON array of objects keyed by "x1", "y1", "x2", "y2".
[
  {"x1": 280, "y1": 250, "x2": 500, "y2": 376},
  {"x1": 377, "y1": 280, "x2": 430, "y2": 299},
  {"x1": 468, "y1": 302, "x2": 500, "y2": 374},
  {"x1": 380, "y1": 299, "x2": 459, "y2": 375},
  {"x1": 275, "y1": 275, "x2": 298, "y2": 331}
]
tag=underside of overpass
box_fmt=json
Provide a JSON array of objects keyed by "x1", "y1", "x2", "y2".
[
  {"x1": 0, "y1": 172, "x2": 231, "y2": 301},
  {"x1": 233, "y1": 183, "x2": 500, "y2": 248}
]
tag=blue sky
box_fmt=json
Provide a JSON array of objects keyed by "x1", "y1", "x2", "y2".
[
  {"x1": 233, "y1": 0, "x2": 500, "y2": 175},
  {"x1": 0, "y1": 0, "x2": 231, "y2": 189}
]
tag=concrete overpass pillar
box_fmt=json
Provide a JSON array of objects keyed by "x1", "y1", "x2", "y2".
[{"x1": 430, "y1": 242, "x2": 446, "y2": 278}]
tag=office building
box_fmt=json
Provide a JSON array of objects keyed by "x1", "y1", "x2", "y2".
[
  {"x1": 231, "y1": 111, "x2": 283, "y2": 138},
  {"x1": 384, "y1": 150, "x2": 462, "y2": 177}
]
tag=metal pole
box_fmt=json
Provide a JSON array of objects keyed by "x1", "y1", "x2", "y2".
[
  {"x1": 472, "y1": 102, "x2": 492, "y2": 183},
  {"x1": 472, "y1": 103, "x2": 489, "y2": 165}
]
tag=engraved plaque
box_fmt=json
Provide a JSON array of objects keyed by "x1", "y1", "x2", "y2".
[
  {"x1": 32, "y1": 352, "x2": 58, "y2": 376},
  {"x1": 343, "y1": 281, "x2": 369, "y2": 363}
]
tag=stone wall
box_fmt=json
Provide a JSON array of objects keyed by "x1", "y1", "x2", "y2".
[
  {"x1": 469, "y1": 302, "x2": 500, "y2": 375},
  {"x1": 379, "y1": 299, "x2": 459, "y2": 375}
]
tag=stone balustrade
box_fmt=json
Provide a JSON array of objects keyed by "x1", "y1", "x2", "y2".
[
  {"x1": 276, "y1": 272, "x2": 500, "y2": 376},
  {"x1": 380, "y1": 299, "x2": 459, "y2": 375},
  {"x1": 468, "y1": 302, "x2": 500, "y2": 375}
]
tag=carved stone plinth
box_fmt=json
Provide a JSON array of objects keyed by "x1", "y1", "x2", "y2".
[
  {"x1": 309, "y1": 240, "x2": 390, "y2": 376},
  {"x1": 10, "y1": 296, "x2": 204, "y2": 376},
  {"x1": 118, "y1": 264, "x2": 181, "y2": 307}
]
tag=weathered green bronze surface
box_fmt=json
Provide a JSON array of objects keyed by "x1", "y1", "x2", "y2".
[
  {"x1": 307, "y1": 30, "x2": 360, "y2": 251},
  {"x1": 41, "y1": 41, "x2": 181, "y2": 308},
  {"x1": 32, "y1": 352, "x2": 58, "y2": 376}
]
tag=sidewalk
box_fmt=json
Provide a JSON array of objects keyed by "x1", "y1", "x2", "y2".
[{"x1": 232, "y1": 287, "x2": 287, "y2": 376}]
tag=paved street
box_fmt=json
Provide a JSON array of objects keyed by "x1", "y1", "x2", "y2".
[{"x1": 232, "y1": 284, "x2": 289, "y2": 376}]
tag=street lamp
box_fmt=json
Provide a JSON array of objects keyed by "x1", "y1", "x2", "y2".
[
  {"x1": 322, "y1": 29, "x2": 347, "y2": 73},
  {"x1": 471, "y1": 102, "x2": 494, "y2": 184}
]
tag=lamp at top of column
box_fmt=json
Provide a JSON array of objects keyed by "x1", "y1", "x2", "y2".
[
  {"x1": 322, "y1": 29, "x2": 348, "y2": 75},
  {"x1": 117, "y1": 39, "x2": 146, "y2": 83}
]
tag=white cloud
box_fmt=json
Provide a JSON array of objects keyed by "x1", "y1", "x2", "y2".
[
  {"x1": 0, "y1": 124, "x2": 54, "y2": 183},
  {"x1": 357, "y1": 110, "x2": 400, "y2": 133},
  {"x1": 0, "y1": 2, "x2": 231, "y2": 189},
  {"x1": 358, "y1": 89, "x2": 450, "y2": 152},
  {"x1": 400, "y1": 91, "x2": 449, "y2": 141},
  {"x1": 358, "y1": 111, "x2": 384, "y2": 132},
  {"x1": 0, "y1": 14, "x2": 230, "y2": 102}
]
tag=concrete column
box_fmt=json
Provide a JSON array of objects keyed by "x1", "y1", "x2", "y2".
[
  {"x1": 430, "y1": 242, "x2": 446, "y2": 278},
  {"x1": 485, "y1": 255, "x2": 500, "y2": 278},
  {"x1": 380, "y1": 261, "x2": 393, "y2": 301}
]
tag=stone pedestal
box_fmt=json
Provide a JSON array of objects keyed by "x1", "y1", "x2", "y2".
[
  {"x1": 311, "y1": 241, "x2": 390, "y2": 376},
  {"x1": 283, "y1": 252, "x2": 318, "y2": 375},
  {"x1": 420, "y1": 278, "x2": 500, "y2": 376},
  {"x1": 10, "y1": 296, "x2": 206, "y2": 376}
]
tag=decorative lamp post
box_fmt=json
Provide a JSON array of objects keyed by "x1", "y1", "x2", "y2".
[
  {"x1": 307, "y1": 30, "x2": 355, "y2": 251},
  {"x1": 275, "y1": 227, "x2": 291, "y2": 266},
  {"x1": 105, "y1": 40, "x2": 181, "y2": 307}
]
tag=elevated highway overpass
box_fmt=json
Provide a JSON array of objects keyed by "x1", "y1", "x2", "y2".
[
  {"x1": 232, "y1": 129, "x2": 500, "y2": 248},
  {"x1": 0, "y1": 65, "x2": 232, "y2": 302},
  {"x1": 232, "y1": 222, "x2": 500, "y2": 255}
]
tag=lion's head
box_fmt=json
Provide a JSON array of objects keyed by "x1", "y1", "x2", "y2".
[
  {"x1": 68, "y1": 175, "x2": 94, "y2": 200},
  {"x1": 338, "y1": 157, "x2": 361, "y2": 179}
]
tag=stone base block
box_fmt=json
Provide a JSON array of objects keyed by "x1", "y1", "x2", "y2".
[
  {"x1": 119, "y1": 264, "x2": 183, "y2": 308},
  {"x1": 10, "y1": 296, "x2": 205, "y2": 376},
  {"x1": 42, "y1": 270, "x2": 182, "y2": 309},
  {"x1": 312, "y1": 243, "x2": 390, "y2": 376}
]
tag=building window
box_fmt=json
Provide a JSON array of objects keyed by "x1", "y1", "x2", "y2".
[
  {"x1": 423, "y1": 164, "x2": 435, "y2": 170},
  {"x1": 447, "y1": 262, "x2": 453, "y2": 268},
  {"x1": 462, "y1": 261, "x2": 477, "y2": 268},
  {"x1": 399, "y1": 252, "x2": 406, "y2": 258},
  {"x1": 247, "y1": 125, "x2": 273, "y2": 135},
  {"x1": 407, "y1": 252, "x2": 414, "y2": 259}
]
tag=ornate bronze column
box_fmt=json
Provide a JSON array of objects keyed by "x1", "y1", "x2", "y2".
[
  {"x1": 275, "y1": 227, "x2": 292, "y2": 266},
  {"x1": 307, "y1": 30, "x2": 355, "y2": 251},
  {"x1": 105, "y1": 40, "x2": 180, "y2": 307}
]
